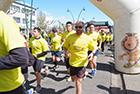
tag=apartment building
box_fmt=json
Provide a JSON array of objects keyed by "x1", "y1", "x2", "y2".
[{"x1": 8, "y1": 1, "x2": 37, "y2": 35}]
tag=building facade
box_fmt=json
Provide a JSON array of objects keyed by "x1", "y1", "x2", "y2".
[{"x1": 8, "y1": 1, "x2": 37, "y2": 35}]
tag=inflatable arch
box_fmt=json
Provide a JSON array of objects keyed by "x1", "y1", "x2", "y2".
[
  {"x1": 1, "y1": 0, "x2": 140, "y2": 73},
  {"x1": 89, "y1": 0, "x2": 140, "y2": 73}
]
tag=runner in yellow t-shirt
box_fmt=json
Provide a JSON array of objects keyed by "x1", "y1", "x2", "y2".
[
  {"x1": 42, "y1": 31, "x2": 48, "y2": 41},
  {"x1": 50, "y1": 27, "x2": 62, "y2": 70},
  {"x1": 106, "y1": 32, "x2": 110, "y2": 48},
  {"x1": 100, "y1": 30, "x2": 107, "y2": 54},
  {"x1": 109, "y1": 32, "x2": 114, "y2": 46},
  {"x1": 58, "y1": 29, "x2": 63, "y2": 37},
  {"x1": 86, "y1": 23, "x2": 102, "y2": 76},
  {"x1": 61, "y1": 21, "x2": 76, "y2": 82},
  {"x1": 0, "y1": 11, "x2": 35, "y2": 94},
  {"x1": 63, "y1": 21, "x2": 97, "y2": 94},
  {"x1": 28, "y1": 27, "x2": 49, "y2": 93}
]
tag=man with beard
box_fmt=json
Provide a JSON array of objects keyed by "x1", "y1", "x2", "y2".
[{"x1": 63, "y1": 21, "x2": 97, "y2": 94}]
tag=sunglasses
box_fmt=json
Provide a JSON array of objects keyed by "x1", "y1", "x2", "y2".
[{"x1": 75, "y1": 26, "x2": 83, "y2": 29}]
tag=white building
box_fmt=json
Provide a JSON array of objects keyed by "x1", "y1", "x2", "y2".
[{"x1": 8, "y1": 1, "x2": 37, "y2": 35}]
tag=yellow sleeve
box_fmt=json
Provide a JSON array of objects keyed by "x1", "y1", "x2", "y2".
[
  {"x1": 61, "y1": 32, "x2": 65, "y2": 39},
  {"x1": 97, "y1": 34, "x2": 101, "y2": 41},
  {"x1": 28, "y1": 37, "x2": 33, "y2": 48},
  {"x1": 0, "y1": 21, "x2": 25, "y2": 52},
  {"x1": 88, "y1": 37, "x2": 97, "y2": 51},
  {"x1": 63, "y1": 36, "x2": 69, "y2": 49},
  {"x1": 42, "y1": 39, "x2": 49, "y2": 51}
]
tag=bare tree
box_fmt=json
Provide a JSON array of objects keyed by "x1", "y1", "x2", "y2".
[{"x1": 37, "y1": 11, "x2": 47, "y2": 30}]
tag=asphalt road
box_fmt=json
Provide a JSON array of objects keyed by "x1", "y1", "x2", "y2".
[{"x1": 25, "y1": 46, "x2": 114, "y2": 94}]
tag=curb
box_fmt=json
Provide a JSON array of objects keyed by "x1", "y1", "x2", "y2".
[{"x1": 109, "y1": 45, "x2": 126, "y2": 94}]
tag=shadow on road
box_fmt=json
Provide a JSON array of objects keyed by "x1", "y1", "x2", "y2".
[
  {"x1": 97, "y1": 85, "x2": 140, "y2": 94},
  {"x1": 28, "y1": 85, "x2": 75, "y2": 94}
]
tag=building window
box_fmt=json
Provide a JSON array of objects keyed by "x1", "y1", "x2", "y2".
[
  {"x1": 32, "y1": 11, "x2": 35, "y2": 16},
  {"x1": 15, "y1": 6, "x2": 20, "y2": 12},
  {"x1": 13, "y1": 17, "x2": 20, "y2": 23},
  {"x1": 11, "y1": 5, "x2": 20, "y2": 12},
  {"x1": 32, "y1": 20, "x2": 35, "y2": 24},
  {"x1": 22, "y1": 18, "x2": 26, "y2": 24}
]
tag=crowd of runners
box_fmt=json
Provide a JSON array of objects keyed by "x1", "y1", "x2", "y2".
[{"x1": 0, "y1": 11, "x2": 114, "y2": 94}]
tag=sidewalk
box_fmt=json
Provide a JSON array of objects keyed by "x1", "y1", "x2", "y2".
[
  {"x1": 25, "y1": 45, "x2": 140, "y2": 94},
  {"x1": 110, "y1": 45, "x2": 140, "y2": 94}
]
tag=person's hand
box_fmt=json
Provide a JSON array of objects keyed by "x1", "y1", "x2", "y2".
[
  {"x1": 59, "y1": 45, "x2": 62, "y2": 49},
  {"x1": 98, "y1": 46, "x2": 101, "y2": 50},
  {"x1": 88, "y1": 53, "x2": 93, "y2": 62},
  {"x1": 34, "y1": 55, "x2": 37, "y2": 58},
  {"x1": 65, "y1": 52, "x2": 71, "y2": 58}
]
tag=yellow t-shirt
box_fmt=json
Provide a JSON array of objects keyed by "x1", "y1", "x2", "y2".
[
  {"x1": 51, "y1": 35, "x2": 62, "y2": 51},
  {"x1": 0, "y1": 11, "x2": 25, "y2": 92},
  {"x1": 86, "y1": 31, "x2": 101, "y2": 51},
  {"x1": 28, "y1": 37, "x2": 49, "y2": 61},
  {"x1": 63, "y1": 33, "x2": 97, "y2": 67},
  {"x1": 109, "y1": 34, "x2": 113, "y2": 41},
  {"x1": 61, "y1": 30, "x2": 76, "y2": 40},
  {"x1": 58, "y1": 33, "x2": 62, "y2": 37},
  {"x1": 100, "y1": 33, "x2": 107, "y2": 42},
  {"x1": 49, "y1": 32, "x2": 54, "y2": 38},
  {"x1": 61, "y1": 30, "x2": 76, "y2": 52},
  {"x1": 43, "y1": 33, "x2": 48, "y2": 40},
  {"x1": 106, "y1": 35, "x2": 110, "y2": 42}
]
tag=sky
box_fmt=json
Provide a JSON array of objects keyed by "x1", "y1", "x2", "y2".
[{"x1": 17, "y1": 0, "x2": 114, "y2": 25}]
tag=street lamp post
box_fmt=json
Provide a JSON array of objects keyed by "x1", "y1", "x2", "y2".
[
  {"x1": 67, "y1": 9, "x2": 75, "y2": 24},
  {"x1": 30, "y1": 0, "x2": 33, "y2": 32},
  {"x1": 82, "y1": 18, "x2": 86, "y2": 22},
  {"x1": 23, "y1": 0, "x2": 28, "y2": 36},
  {"x1": 77, "y1": 7, "x2": 85, "y2": 21},
  {"x1": 91, "y1": 17, "x2": 95, "y2": 21}
]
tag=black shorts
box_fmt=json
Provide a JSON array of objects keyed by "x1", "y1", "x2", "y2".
[
  {"x1": 52, "y1": 51, "x2": 61, "y2": 57},
  {"x1": 106, "y1": 41, "x2": 109, "y2": 43},
  {"x1": 65, "y1": 57, "x2": 70, "y2": 69},
  {"x1": 69, "y1": 65, "x2": 86, "y2": 78},
  {"x1": 33, "y1": 59, "x2": 44, "y2": 72}
]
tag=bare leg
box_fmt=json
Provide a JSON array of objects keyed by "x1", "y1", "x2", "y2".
[
  {"x1": 90, "y1": 56, "x2": 97, "y2": 70},
  {"x1": 35, "y1": 72, "x2": 41, "y2": 85},
  {"x1": 76, "y1": 77, "x2": 83, "y2": 94},
  {"x1": 92, "y1": 56, "x2": 97, "y2": 69}
]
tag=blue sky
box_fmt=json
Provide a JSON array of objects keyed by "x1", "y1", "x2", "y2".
[{"x1": 17, "y1": 0, "x2": 113, "y2": 25}]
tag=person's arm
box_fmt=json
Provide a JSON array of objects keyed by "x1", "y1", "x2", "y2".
[
  {"x1": 36, "y1": 51, "x2": 50, "y2": 58},
  {"x1": 0, "y1": 47, "x2": 32, "y2": 70},
  {"x1": 60, "y1": 41, "x2": 65, "y2": 48},
  {"x1": 98, "y1": 38, "x2": 102, "y2": 50},
  {"x1": 88, "y1": 37, "x2": 97, "y2": 61},
  {"x1": 63, "y1": 47, "x2": 71, "y2": 58}
]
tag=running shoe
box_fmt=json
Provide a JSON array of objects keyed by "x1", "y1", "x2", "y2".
[
  {"x1": 61, "y1": 56, "x2": 65, "y2": 63},
  {"x1": 92, "y1": 69, "x2": 97, "y2": 76},
  {"x1": 27, "y1": 88, "x2": 34, "y2": 94},
  {"x1": 35, "y1": 85, "x2": 41, "y2": 93},
  {"x1": 101, "y1": 52, "x2": 104, "y2": 54},
  {"x1": 54, "y1": 65, "x2": 59, "y2": 71},
  {"x1": 66, "y1": 76, "x2": 71, "y2": 82},
  {"x1": 45, "y1": 66, "x2": 49, "y2": 75}
]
